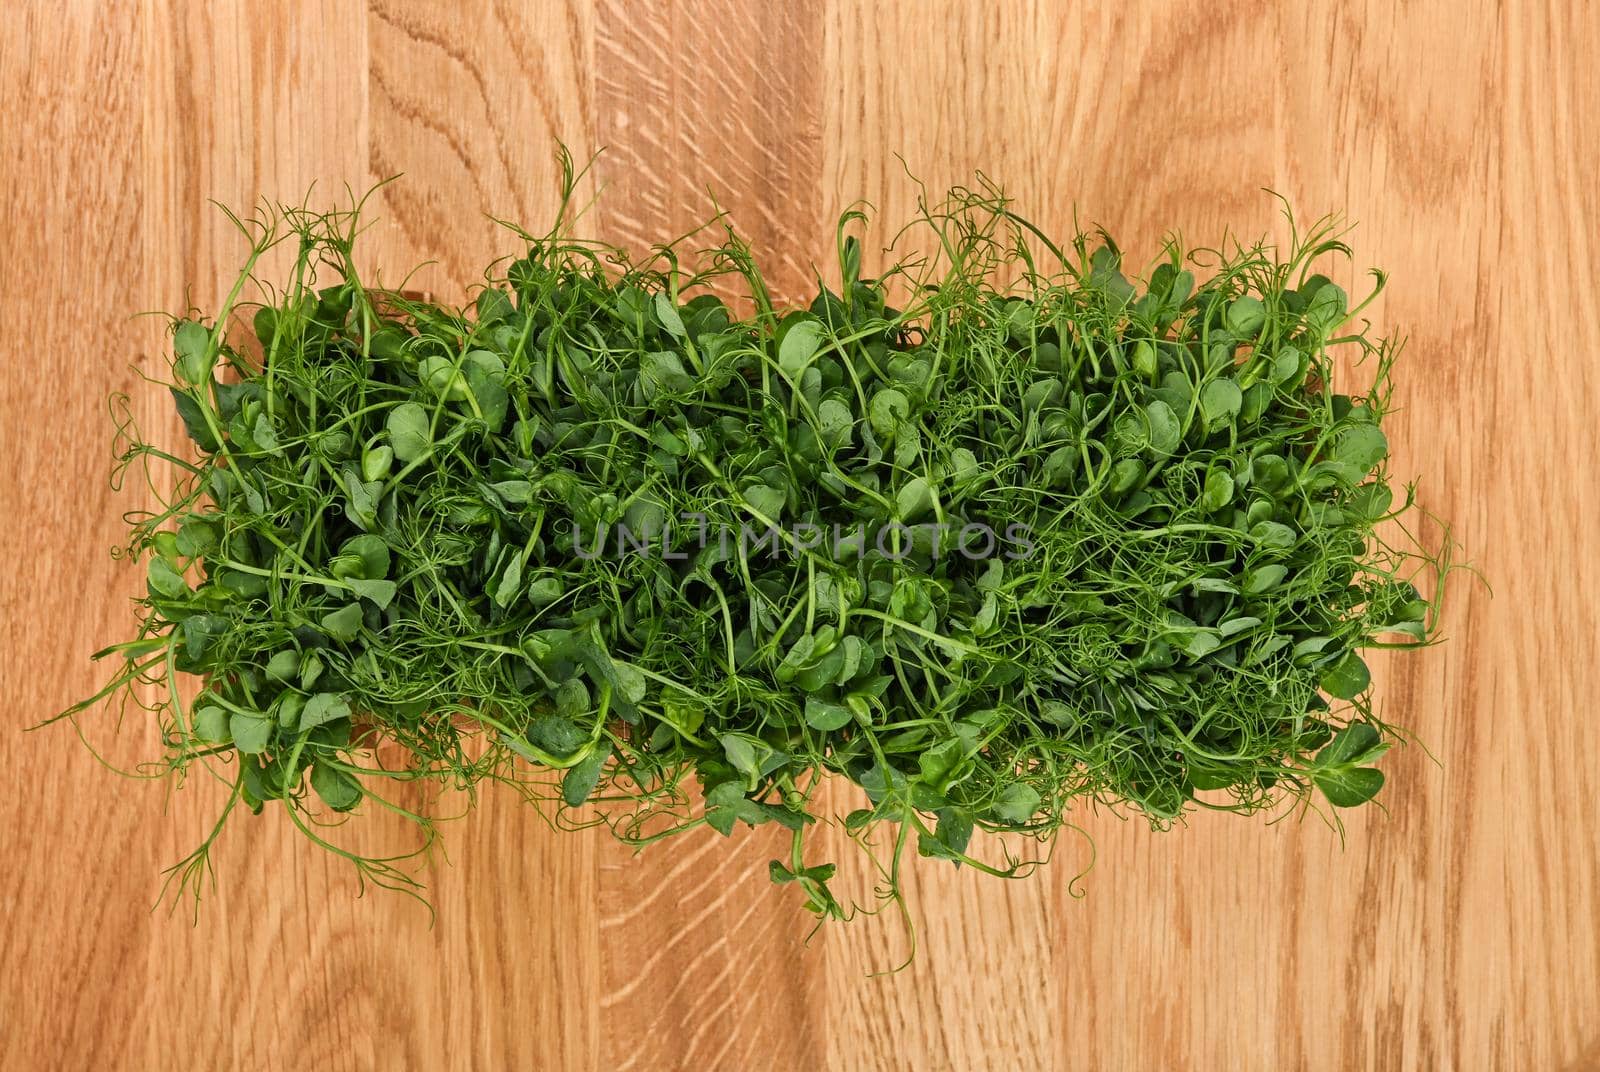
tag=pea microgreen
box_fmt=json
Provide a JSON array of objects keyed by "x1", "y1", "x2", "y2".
[{"x1": 50, "y1": 160, "x2": 1456, "y2": 931}]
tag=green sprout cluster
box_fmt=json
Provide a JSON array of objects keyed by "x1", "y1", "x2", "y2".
[{"x1": 58, "y1": 162, "x2": 1449, "y2": 927}]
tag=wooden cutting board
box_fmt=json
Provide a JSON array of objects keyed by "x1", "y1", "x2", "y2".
[{"x1": 3, "y1": 3, "x2": 1595, "y2": 1068}]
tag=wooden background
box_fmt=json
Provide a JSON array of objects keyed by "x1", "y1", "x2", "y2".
[{"x1": 3, "y1": 2, "x2": 1597, "y2": 1069}]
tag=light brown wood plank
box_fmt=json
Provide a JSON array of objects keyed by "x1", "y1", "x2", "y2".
[
  {"x1": 0, "y1": 7, "x2": 156, "y2": 1069},
  {"x1": 136, "y1": 4, "x2": 411, "y2": 1071},
  {"x1": 363, "y1": 2, "x2": 605, "y2": 1068},
  {"x1": 588, "y1": 4, "x2": 828, "y2": 1067},
  {"x1": 1474, "y1": 2, "x2": 1600, "y2": 1065},
  {"x1": 367, "y1": 0, "x2": 599, "y2": 289},
  {"x1": 592, "y1": 0, "x2": 826, "y2": 303}
]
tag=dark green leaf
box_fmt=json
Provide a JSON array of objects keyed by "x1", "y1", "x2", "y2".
[
  {"x1": 640, "y1": 350, "x2": 693, "y2": 400},
  {"x1": 230, "y1": 712, "x2": 272, "y2": 755},
  {"x1": 1321, "y1": 652, "x2": 1372, "y2": 699},
  {"x1": 387, "y1": 402, "x2": 431, "y2": 462},
  {"x1": 194, "y1": 705, "x2": 230, "y2": 743},
  {"x1": 311, "y1": 763, "x2": 362, "y2": 811},
  {"x1": 300, "y1": 692, "x2": 350, "y2": 731},
  {"x1": 1314, "y1": 766, "x2": 1384, "y2": 807},
  {"x1": 778, "y1": 320, "x2": 824, "y2": 379},
  {"x1": 992, "y1": 783, "x2": 1041, "y2": 823},
  {"x1": 653, "y1": 292, "x2": 687, "y2": 339},
  {"x1": 1333, "y1": 424, "x2": 1388, "y2": 474},
  {"x1": 803, "y1": 697, "x2": 853, "y2": 732},
  {"x1": 1199, "y1": 379, "x2": 1242, "y2": 429},
  {"x1": 1144, "y1": 400, "x2": 1181, "y2": 455},
  {"x1": 1316, "y1": 722, "x2": 1385, "y2": 767},
  {"x1": 169, "y1": 388, "x2": 218, "y2": 450},
  {"x1": 320, "y1": 603, "x2": 364, "y2": 642},
  {"x1": 562, "y1": 744, "x2": 611, "y2": 807}
]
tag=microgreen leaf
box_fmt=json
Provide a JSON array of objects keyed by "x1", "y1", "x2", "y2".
[
  {"x1": 817, "y1": 399, "x2": 854, "y2": 451},
  {"x1": 640, "y1": 351, "x2": 693, "y2": 400},
  {"x1": 320, "y1": 604, "x2": 364, "y2": 643},
  {"x1": 229, "y1": 712, "x2": 272, "y2": 755},
  {"x1": 895, "y1": 477, "x2": 932, "y2": 521},
  {"x1": 147, "y1": 556, "x2": 188, "y2": 600},
  {"x1": 336, "y1": 534, "x2": 391, "y2": 579},
  {"x1": 265, "y1": 650, "x2": 300, "y2": 683},
  {"x1": 1226, "y1": 296, "x2": 1266, "y2": 336},
  {"x1": 387, "y1": 402, "x2": 431, "y2": 462},
  {"x1": 721, "y1": 734, "x2": 763, "y2": 790},
  {"x1": 653, "y1": 292, "x2": 687, "y2": 339},
  {"x1": 1317, "y1": 722, "x2": 1385, "y2": 767},
  {"x1": 492, "y1": 550, "x2": 525, "y2": 608},
  {"x1": 300, "y1": 693, "x2": 350, "y2": 731},
  {"x1": 869, "y1": 388, "x2": 910, "y2": 441},
  {"x1": 1199, "y1": 379, "x2": 1242, "y2": 430},
  {"x1": 778, "y1": 320, "x2": 824, "y2": 379},
  {"x1": 1334, "y1": 424, "x2": 1389, "y2": 474},
  {"x1": 311, "y1": 763, "x2": 362, "y2": 811},
  {"x1": 804, "y1": 698, "x2": 853, "y2": 732},
  {"x1": 174, "y1": 321, "x2": 214, "y2": 384},
  {"x1": 562, "y1": 744, "x2": 611, "y2": 806},
  {"x1": 1321, "y1": 652, "x2": 1372, "y2": 700},
  {"x1": 1313, "y1": 765, "x2": 1384, "y2": 807},
  {"x1": 168, "y1": 388, "x2": 218, "y2": 450},
  {"x1": 195, "y1": 705, "x2": 230, "y2": 743},
  {"x1": 742, "y1": 484, "x2": 786, "y2": 521},
  {"x1": 1201, "y1": 469, "x2": 1234, "y2": 512},
  {"x1": 992, "y1": 783, "x2": 1040, "y2": 823},
  {"x1": 1144, "y1": 400, "x2": 1181, "y2": 455}
]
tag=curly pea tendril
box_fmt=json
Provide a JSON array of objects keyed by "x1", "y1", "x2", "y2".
[{"x1": 48, "y1": 151, "x2": 1458, "y2": 947}]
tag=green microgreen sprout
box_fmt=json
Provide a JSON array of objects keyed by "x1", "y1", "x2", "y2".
[{"x1": 49, "y1": 153, "x2": 1457, "y2": 940}]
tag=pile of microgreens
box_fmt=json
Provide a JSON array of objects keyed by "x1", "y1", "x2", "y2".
[{"x1": 55, "y1": 158, "x2": 1449, "y2": 930}]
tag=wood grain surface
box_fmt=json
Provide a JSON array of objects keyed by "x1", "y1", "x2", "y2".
[{"x1": 3, "y1": 2, "x2": 1597, "y2": 1069}]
